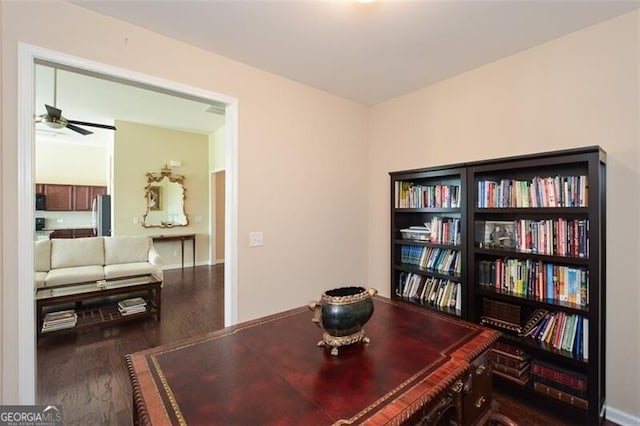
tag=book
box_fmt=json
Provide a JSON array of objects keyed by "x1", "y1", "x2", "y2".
[
  {"x1": 118, "y1": 297, "x2": 147, "y2": 309},
  {"x1": 532, "y1": 373, "x2": 587, "y2": 399},
  {"x1": 489, "y1": 350, "x2": 530, "y2": 368},
  {"x1": 533, "y1": 381, "x2": 588, "y2": 410},
  {"x1": 493, "y1": 341, "x2": 527, "y2": 357},
  {"x1": 492, "y1": 362, "x2": 529, "y2": 378},
  {"x1": 530, "y1": 360, "x2": 587, "y2": 391}
]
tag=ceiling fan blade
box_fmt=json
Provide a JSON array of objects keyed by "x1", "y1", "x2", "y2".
[
  {"x1": 66, "y1": 123, "x2": 93, "y2": 136},
  {"x1": 45, "y1": 104, "x2": 62, "y2": 120},
  {"x1": 67, "y1": 120, "x2": 116, "y2": 131}
]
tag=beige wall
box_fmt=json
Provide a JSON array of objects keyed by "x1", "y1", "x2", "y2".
[
  {"x1": 35, "y1": 138, "x2": 108, "y2": 185},
  {"x1": 113, "y1": 120, "x2": 210, "y2": 266},
  {"x1": 367, "y1": 11, "x2": 639, "y2": 419},
  {"x1": 0, "y1": 0, "x2": 368, "y2": 403}
]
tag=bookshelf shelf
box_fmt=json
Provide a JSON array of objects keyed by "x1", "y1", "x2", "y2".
[
  {"x1": 473, "y1": 248, "x2": 590, "y2": 266},
  {"x1": 390, "y1": 146, "x2": 605, "y2": 424},
  {"x1": 475, "y1": 288, "x2": 589, "y2": 315},
  {"x1": 394, "y1": 264, "x2": 462, "y2": 282}
]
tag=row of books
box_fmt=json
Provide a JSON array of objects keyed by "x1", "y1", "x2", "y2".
[
  {"x1": 427, "y1": 217, "x2": 461, "y2": 245},
  {"x1": 531, "y1": 360, "x2": 589, "y2": 410},
  {"x1": 396, "y1": 273, "x2": 462, "y2": 311},
  {"x1": 395, "y1": 181, "x2": 461, "y2": 209},
  {"x1": 477, "y1": 175, "x2": 588, "y2": 208},
  {"x1": 400, "y1": 246, "x2": 460, "y2": 276},
  {"x1": 118, "y1": 297, "x2": 147, "y2": 316},
  {"x1": 490, "y1": 341, "x2": 531, "y2": 386},
  {"x1": 490, "y1": 341, "x2": 589, "y2": 410},
  {"x1": 477, "y1": 218, "x2": 589, "y2": 258},
  {"x1": 477, "y1": 259, "x2": 588, "y2": 306},
  {"x1": 42, "y1": 309, "x2": 77, "y2": 333},
  {"x1": 523, "y1": 310, "x2": 588, "y2": 360}
]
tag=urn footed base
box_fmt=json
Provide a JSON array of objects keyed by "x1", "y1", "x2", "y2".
[{"x1": 317, "y1": 330, "x2": 371, "y2": 356}]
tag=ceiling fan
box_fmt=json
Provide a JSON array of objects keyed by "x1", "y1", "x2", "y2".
[{"x1": 35, "y1": 68, "x2": 117, "y2": 136}]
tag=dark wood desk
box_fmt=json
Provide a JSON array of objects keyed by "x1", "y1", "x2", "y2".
[
  {"x1": 152, "y1": 233, "x2": 195, "y2": 269},
  {"x1": 126, "y1": 297, "x2": 499, "y2": 425}
]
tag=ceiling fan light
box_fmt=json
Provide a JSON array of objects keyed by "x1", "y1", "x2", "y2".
[{"x1": 44, "y1": 121, "x2": 66, "y2": 130}]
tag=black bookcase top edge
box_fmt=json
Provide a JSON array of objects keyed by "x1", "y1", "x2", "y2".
[{"x1": 389, "y1": 146, "x2": 605, "y2": 177}]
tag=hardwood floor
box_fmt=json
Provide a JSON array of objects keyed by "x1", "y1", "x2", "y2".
[
  {"x1": 37, "y1": 265, "x2": 613, "y2": 425},
  {"x1": 37, "y1": 265, "x2": 225, "y2": 425}
]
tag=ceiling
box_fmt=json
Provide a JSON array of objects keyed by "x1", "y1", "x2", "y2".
[
  {"x1": 71, "y1": 0, "x2": 640, "y2": 105},
  {"x1": 35, "y1": 63, "x2": 226, "y2": 144}
]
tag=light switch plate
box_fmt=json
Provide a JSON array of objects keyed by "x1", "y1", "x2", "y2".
[{"x1": 249, "y1": 232, "x2": 263, "y2": 247}]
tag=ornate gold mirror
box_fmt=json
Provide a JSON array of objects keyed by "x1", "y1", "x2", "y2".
[{"x1": 142, "y1": 165, "x2": 188, "y2": 228}]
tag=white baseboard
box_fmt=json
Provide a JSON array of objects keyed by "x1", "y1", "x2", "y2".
[
  {"x1": 607, "y1": 405, "x2": 640, "y2": 426},
  {"x1": 214, "y1": 259, "x2": 225, "y2": 265}
]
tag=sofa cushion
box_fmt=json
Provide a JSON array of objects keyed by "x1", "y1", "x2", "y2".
[
  {"x1": 35, "y1": 272, "x2": 48, "y2": 289},
  {"x1": 45, "y1": 265, "x2": 105, "y2": 287},
  {"x1": 104, "y1": 236, "x2": 150, "y2": 265},
  {"x1": 35, "y1": 239, "x2": 51, "y2": 272},
  {"x1": 51, "y1": 237, "x2": 104, "y2": 269},
  {"x1": 104, "y1": 262, "x2": 159, "y2": 280}
]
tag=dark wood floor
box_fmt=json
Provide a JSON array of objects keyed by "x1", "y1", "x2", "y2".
[{"x1": 37, "y1": 265, "x2": 613, "y2": 425}]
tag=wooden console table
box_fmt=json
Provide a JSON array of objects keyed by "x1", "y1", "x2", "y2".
[
  {"x1": 126, "y1": 297, "x2": 499, "y2": 425},
  {"x1": 151, "y1": 233, "x2": 195, "y2": 269}
]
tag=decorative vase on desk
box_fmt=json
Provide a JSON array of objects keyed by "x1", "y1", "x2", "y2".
[{"x1": 308, "y1": 286, "x2": 377, "y2": 356}]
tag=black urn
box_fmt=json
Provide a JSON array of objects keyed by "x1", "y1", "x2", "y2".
[{"x1": 308, "y1": 286, "x2": 377, "y2": 356}]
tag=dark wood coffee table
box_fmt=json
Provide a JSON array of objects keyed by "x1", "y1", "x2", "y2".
[
  {"x1": 126, "y1": 296, "x2": 499, "y2": 425},
  {"x1": 36, "y1": 274, "x2": 162, "y2": 341}
]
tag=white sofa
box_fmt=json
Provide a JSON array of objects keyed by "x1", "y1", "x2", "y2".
[{"x1": 35, "y1": 236, "x2": 163, "y2": 289}]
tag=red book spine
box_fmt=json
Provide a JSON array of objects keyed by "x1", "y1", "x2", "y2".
[{"x1": 530, "y1": 363, "x2": 587, "y2": 391}]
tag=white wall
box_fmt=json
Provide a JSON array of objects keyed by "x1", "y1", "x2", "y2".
[
  {"x1": 0, "y1": 0, "x2": 368, "y2": 403},
  {"x1": 367, "y1": 10, "x2": 639, "y2": 419}
]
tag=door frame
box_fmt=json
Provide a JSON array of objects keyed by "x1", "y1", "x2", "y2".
[{"x1": 17, "y1": 43, "x2": 239, "y2": 402}]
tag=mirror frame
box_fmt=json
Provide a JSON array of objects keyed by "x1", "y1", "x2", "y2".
[{"x1": 142, "y1": 165, "x2": 189, "y2": 228}]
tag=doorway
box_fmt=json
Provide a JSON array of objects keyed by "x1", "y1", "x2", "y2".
[{"x1": 17, "y1": 43, "x2": 239, "y2": 402}]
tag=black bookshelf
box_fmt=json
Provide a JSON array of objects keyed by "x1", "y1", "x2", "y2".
[
  {"x1": 467, "y1": 146, "x2": 605, "y2": 424},
  {"x1": 389, "y1": 166, "x2": 467, "y2": 318},
  {"x1": 389, "y1": 146, "x2": 606, "y2": 424}
]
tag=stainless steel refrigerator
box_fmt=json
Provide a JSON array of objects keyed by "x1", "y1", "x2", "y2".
[{"x1": 92, "y1": 194, "x2": 111, "y2": 236}]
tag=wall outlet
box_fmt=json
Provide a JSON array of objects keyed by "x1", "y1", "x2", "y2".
[
  {"x1": 56, "y1": 219, "x2": 63, "y2": 223},
  {"x1": 249, "y1": 232, "x2": 263, "y2": 247},
  {"x1": 133, "y1": 217, "x2": 138, "y2": 224},
  {"x1": 195, "y1": 216, "x2": 202, "y2": 223}
]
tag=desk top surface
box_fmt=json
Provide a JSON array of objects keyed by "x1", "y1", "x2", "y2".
[{"x1": 126, "y1": 297, "x2": 498, "y2": 425}]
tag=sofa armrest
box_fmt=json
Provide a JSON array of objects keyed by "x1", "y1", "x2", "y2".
[{"x1": 148, "y1": 245, "x2": 164, "y2": 279}]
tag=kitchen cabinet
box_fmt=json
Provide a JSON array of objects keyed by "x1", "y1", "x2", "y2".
[
  {"x1": 43, "y1": 184, "x2": 74, "y2": 211},
  {"x1": 38, "y1": 183, "x2": 107, "y2": 211},
  {"x1": 74, "y1": 185, "x2": 108, "y2": 211}
]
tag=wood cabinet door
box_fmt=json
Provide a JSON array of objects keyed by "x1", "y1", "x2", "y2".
[
  {"x1": 73, "y1": 186, "x2": 92, "y2": 211},
  {"x1": 90, "y1": 186, "x2": 107, "y2": 201},
  {"x1": 43, "y1": 184, "x2": 74, "y2": 211},
  {"x1": 35, "y1": 184, "x2": 44, "y2": 194}
]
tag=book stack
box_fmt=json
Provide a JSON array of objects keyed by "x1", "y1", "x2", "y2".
[
  {"x1": 42, "y1": 309, "x2": 77, "y2": 333},
  {"x1": 490, "y1": 341, "x2": 531, "y2": 385},
  {"x1": 118, "y1": 297, "x2": 147, "y2": 316},
  {"x1": 531, "y1": 360, "x2": 588, "y2": 410}
]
